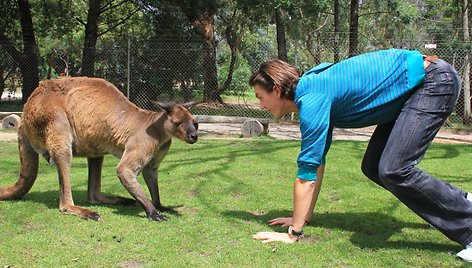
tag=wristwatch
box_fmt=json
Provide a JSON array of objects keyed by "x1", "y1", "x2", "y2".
[{"x1": 288, "y1": 225, "x2": 303, "y2": 237}]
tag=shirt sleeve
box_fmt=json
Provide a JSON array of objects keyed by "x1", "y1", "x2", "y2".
[{"x1": 296, "y1": 93, "x2": 332, "y2": 181}]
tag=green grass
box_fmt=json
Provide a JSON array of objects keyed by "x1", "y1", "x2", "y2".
[
  {"x1": 1, "y1": 138, "x2": 472, "y2": 267},
  {"x1": 221, "y1": 89, "x2": 258, "y2": 103}
]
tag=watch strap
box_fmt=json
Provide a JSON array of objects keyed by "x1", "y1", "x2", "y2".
[{"x1": 288, "y1": 225, "x2": 303, "y2": 237}]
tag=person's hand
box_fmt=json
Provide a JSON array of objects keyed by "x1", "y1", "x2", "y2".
[
  {"x1": 252, "y1": 231, "x2": 298, "y2": 243},
  {"x1": 268, "y1": 217, "x2": 292, "y2": 227}
]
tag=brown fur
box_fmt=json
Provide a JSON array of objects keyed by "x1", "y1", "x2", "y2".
[{"x1": 0, "y1": 77, "x2": 198, "y2": 221}]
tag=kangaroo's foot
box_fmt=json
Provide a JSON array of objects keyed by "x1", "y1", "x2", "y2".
[
  {"x1": 148, "y1": 211, "x2": 168, "y2": 221},
  {"x1": 88, "y1": 194, "x2": 136, "y2": 206},
  {"x1": 60, "y1": 205, "x2": 101, "y2": 221}
]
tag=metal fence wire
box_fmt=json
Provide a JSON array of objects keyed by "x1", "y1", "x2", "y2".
[{"x1": 1, "y1": 34, "x2": 472, "y2": 127}]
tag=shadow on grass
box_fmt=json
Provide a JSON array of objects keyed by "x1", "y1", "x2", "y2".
[
  {"x1": 1, "y1": 140, "x2": 295, "y2": 222},
  {"x1": 222, "y1": 209, "x2": 461, "y2": 252},
  {"x1": 426, "y1": 144, "x2": 462, "y2": 160},
  {"x1": 18, "y1": 190, "x2": 182, "y2": 220}
]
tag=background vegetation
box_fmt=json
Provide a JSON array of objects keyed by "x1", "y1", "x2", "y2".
[{"x1": 1, "y1": 0, "x2": 472, "y2": 124}]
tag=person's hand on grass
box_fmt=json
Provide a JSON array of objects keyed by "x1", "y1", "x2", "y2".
[
  {"x1": 252, "y1": 231, "x2": 298, "y2": 243},
  {"x1": 268, "y1": 217, "x2": 292, "y2": 227}
]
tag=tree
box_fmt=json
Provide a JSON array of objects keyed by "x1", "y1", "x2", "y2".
[
  {"x1": 0, "y1": 0, "x2": 39, "y2": 103},
  {"x1": 124, "y1": 2, "x2": 205, "y2": 105},
  {"x1": 80, "y1": 0, "x2": 101, "y2": 76},
  {"x1": 217, "y1": 7, "x2": 247, "y2": 96},
  {"x1": 173, "y1": 0, "x2": 221, "y2": 103},
  {"x1": 168, "y1": 0, "x2": 248, "y2": 103},
  {"x1": 291, "y1": 0, "x2": 330, "y2": 66},
  {"x1": 77, "y1": 0, "x2": 140, "y2": 76},
  {"x1": 275, "y1": 7, "x2": 288, "y2": 61},
  {"x1": 236, "y1": 0, "x2": 295, "y2": 62},
  {"x1": 333, "y1": 0, "x2": 340, "y2": 62},
  {"x1": 348, "y1": 0, "x2": 359, "y2": 57}
]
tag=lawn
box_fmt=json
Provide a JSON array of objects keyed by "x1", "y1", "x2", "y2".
[{"x1": 0, "y1": 138, "x2": 472, "y2": 267}]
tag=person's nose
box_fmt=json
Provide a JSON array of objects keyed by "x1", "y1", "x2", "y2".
[{"x1": 259, "y1": 102, "x2": 266, "y2": 109}]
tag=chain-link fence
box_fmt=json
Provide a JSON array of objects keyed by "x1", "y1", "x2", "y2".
[{"x1": 1, "y1": 34, "x2": 472, "y2": 127}]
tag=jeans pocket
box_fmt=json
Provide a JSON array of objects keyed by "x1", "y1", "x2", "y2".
[
  {"x1": 420, "y1": 88, "x2": 455, "y2": 113},
  {"x1": 419, "y1": 72, "x2": 458, "y2": 113},
  {"x1": 425, "y1": 72, "x2": 455, "y2": 92}
]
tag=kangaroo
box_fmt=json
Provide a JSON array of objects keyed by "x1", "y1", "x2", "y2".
[{"x1": 0, "y1": 77, "x2": 198, "y2": 221}]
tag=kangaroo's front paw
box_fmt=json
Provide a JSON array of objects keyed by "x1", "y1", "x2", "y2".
[{"x1": 148, "y1": 212, "x2": 168, "y2": 221}]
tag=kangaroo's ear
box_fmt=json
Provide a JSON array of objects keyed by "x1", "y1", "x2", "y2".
[
  {"x1": 151, "y1": 101, "x2": 175, "y2": 113},
  {"x1": 181, "y1": 100, "x2": 202, "y2": 110}
]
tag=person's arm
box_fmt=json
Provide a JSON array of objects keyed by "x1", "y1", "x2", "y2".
[
  {"x1": 254, "y1": 92, "x2": 331, "y2": 243},
  {"x1": 268, "y1": 165, "x2": 325, "y2": 227},
  {"x1": 253, "y1": 166, "x2": 325, "y2": 243},
  {"x1": 292, "y1": 166, "x2": 324, "y2": 230},
  {"x1": 292, "y1": 165, "x2": 325, "y2": 226}
]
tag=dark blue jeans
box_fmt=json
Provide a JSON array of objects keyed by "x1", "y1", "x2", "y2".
[{"x1": 361, "y1": 58, "x2": 472, "y2": 246}]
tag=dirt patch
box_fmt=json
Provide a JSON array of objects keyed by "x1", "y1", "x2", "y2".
[
  {"x1": 2, "y1": 123, "x2": 471, "y2": 144},
  {"x1": 0, "y1": 131, "x2": 17, "y2": 141},
  {"x1": 250, "y1": 211, "x2": 267, "y2": 217}
]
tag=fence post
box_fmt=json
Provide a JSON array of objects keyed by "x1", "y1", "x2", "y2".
[{"x1": 126, "y1": 21, "x2": 131, "y2": 99}]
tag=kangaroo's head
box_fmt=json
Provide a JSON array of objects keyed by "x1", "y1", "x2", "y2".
[{"x1": 152, "y1": 101, "x2": 199, "y2": 144}]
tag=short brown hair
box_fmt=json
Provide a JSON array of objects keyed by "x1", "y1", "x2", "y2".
[{"x1": 248, "y1": 59, "x2": 300, "y2": 100}]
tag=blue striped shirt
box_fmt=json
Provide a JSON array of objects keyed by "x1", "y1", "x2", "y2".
[{"x1": 295, "y1": 49, "x2": 425, "y2": 181}]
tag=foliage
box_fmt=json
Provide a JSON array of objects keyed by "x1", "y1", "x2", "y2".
[
  {"x1": 1, "y1": 139, "x2": 471, "y2": 267},
  {"x1": 217, "y1": 46, "x2": 253, "y2": 96},
  {"x1": 0, "y1": 100, "x2": 23, "y2": 112}
]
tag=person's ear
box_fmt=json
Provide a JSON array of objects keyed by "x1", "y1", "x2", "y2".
[{"x1": 273, "y1": 85, "x2": 282, "y2": 97}]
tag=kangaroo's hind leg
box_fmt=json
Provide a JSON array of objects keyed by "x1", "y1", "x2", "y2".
[
  {"x1": 47, "y1": 114, "x2": 100, "y2": 221},
  {"x1": 87, "y1": 156, "x2": 135, "y2": 205}
]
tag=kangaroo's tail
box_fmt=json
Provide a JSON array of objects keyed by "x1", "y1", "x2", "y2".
[{"x1": 0, "y1": 125, "x2": 39, "y2": 200}]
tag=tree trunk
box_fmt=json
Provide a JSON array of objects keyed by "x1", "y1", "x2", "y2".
[
  {"x1": 275, "y1": 7, "x2": 288, "y2": 62},
  {"x1": 217, "y1": 20, "x2": 245, "y2": 96},
  {"x1": 305, "y1": 32, "x2": 321, "y2": 65},
  {"x1": 348, "y1": 0, "x2": 359, "y2": 58},
  {"x1": 463, "y1": 0, "x2": 471, "y2": 124},
  {"x1": 18, "y1": 0, "x2": 39, "y2": 104},
  {"x1": 198, "y1": 14, "x2": 221, "y2": 103},
  {"x1": 0, "y1": 1, "x2": 39, "y2": 104},
  {"x1": 175, "y1": 1, "x2": 221, "y2": 103},
  {"x1": 202, "y1": 42, "x2": 220, "y2": 103},
  {"x1": 0, "y1": 65, "x2": 4, "y2": 101},
  {"x1": 81, "y1": 0, "x2": 101, "y2": 77},
  {"x1": 333, "y1": 0, "x2": 340, "y2": 62}
]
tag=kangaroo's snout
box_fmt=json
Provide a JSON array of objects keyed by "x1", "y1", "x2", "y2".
[{"x1": 187, "y1": 133, "x2": 198, "y2": 144}]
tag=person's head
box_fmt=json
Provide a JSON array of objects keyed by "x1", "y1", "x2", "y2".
[{"x1": 249, "y1": 59, "x2": 300, "y2": 118}]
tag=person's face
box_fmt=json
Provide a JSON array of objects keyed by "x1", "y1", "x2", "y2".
[{"x1": 254, "y1": 84, "x2": 285, "y2": 118}]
